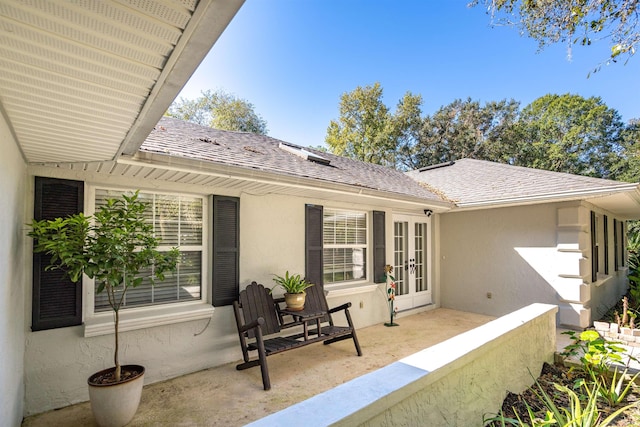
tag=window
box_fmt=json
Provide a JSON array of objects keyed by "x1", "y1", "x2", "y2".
[
  {"x1": 620, "y1": 220, "x2": 626, "y2": 267},
  {"x1": 604, "y1": 215, "x2": 609, "y2": 275},
  {"x1": 591, "y1": 211, "x2": 614, "y2": 282},
  {"x1": 591, "y1": 211, "x2": 598, "y2": 282},
  {"x1": 93, "y1": 189, "x2": 204, "y2": 311},
  {"x1": 322, "y1": 209, "x2": 367, "y2": 284},
  {"x1": 615, "y1": 219, "x2": 626, "y2": 270}
]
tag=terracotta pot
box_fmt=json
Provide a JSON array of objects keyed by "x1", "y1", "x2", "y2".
[
  {"x1": 284, "y1": 292, "x2": 306, "y2": 311},
  {"x1": 87, "y1": 364, "x2": 145, "y2": 427}
]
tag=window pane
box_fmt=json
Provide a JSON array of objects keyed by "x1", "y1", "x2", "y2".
[
  {"x1": 323, "y1": 210, "x2": 366, "y2": 245},
  {"x1": 94, "y1": 189, "x2": 203, "y2": 312},
  {"x1": 322, "y1": 209, "x2": 368, "y2": 284},
  {"x1": 95, "y1": 251, "x2": 202, "y2": 312},
  {"x1": 323, "y1": 248, "x2": 366, "y2": 284}
]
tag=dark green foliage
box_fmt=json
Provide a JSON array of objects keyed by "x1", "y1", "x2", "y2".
[{"x1": 326, "y1": 86, "x2": 638, "y2": 182}]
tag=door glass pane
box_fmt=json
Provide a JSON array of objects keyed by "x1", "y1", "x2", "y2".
[
  {"x1": 394, "y1": 221, "x2": 408, "y2": 295},
  {"x1": 415, "y1": 222, "x2": 427, "y2": 292}
]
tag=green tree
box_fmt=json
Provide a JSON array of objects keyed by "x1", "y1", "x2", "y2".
[
  {"x1": 514, "y1": 93, "x2": 626, "y2": 178},
  {"x1": 325, "y1": 83, "x2": 396, "y2": 166},
  {"x1": 472, "y1": 0, "x2": 639, "y2": 68},
  {"x1": 393, "y1": 92, "x2": 425, "y2": 170},
  {"x1": 166, "y1": 89, "x2": 268, "y2": 135},
  {"x1": 409, "y1": 98, "x2": 521, "y2": 168},
  {"x1": 613, "y1": 119, "x2": 640, "y2": 182}
]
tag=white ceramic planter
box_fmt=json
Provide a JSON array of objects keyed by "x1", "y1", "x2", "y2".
[{"x1": 88, "y1": 365, "x2": 145, "y2": 427}]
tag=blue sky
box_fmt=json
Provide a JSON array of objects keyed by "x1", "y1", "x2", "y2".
[{"x1": 178, "y1": 1, "x2": 640, "y2": 148}]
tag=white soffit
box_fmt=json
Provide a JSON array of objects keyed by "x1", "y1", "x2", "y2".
[
  {"x1": 588, "y1": 190, "x2": 640, "y2": 220},
  {"x1": 0, "y1": 0, "x2": 243, "y2": 164}
]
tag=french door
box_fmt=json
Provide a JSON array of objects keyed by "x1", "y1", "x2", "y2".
[{"x1": 393, "y1": 215, "x2": 431, "y2": 310}]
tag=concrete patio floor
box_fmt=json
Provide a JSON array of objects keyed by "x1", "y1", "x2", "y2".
[{"x1": 22, "y1": 308, "x2": 498, "y2": 426}]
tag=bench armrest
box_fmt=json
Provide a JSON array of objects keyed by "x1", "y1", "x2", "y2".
[
  {"x1": 328, "y1": 302, "x2": 351, "y2": 314},
  {"x1": 239, "y1": 317, "x2": 265, "y2": 334}
]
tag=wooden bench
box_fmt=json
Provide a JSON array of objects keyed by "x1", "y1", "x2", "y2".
[{"x1": 233, "y1": 281, "x2": 362, "y2": 390}]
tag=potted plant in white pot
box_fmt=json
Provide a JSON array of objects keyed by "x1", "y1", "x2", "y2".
[
  {"x1": 272, "y1": 271, "x2": 314, "y2": 311},
  {"x1": 28, "y1": 191, "x2": 179, "y2": 427}
]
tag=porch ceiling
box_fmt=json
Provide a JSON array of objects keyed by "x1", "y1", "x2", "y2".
[{"x1": 0, "y1": 0, "x2": 243, "y2": 164}]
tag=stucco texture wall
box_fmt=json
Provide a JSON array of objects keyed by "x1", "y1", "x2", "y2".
[
  {"x1": 0, "y1": 114, "x2": 27, "y2": 426},
  {"x1": 440, "y1": 204, "x2": 565, "y2": 317},
  {"x1": 23, "y1": 171, "x2": 395, "y2": 415},
  {"x1": 439, "y1": 202, "x2": 627, "y2": 328},
  {"x1": 356, "y1": 304, "x2": 557, "y2": 427}
]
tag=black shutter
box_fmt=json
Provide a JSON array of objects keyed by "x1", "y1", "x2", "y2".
[
  {"x1": 590, "y1": 211, "x2": 597, "y2": 283},
  {"x1": 603, "y1": 215, "x2": 609, "y2": 275},
  {"x1": 614, "y1": 219, "x2": 619, "y2": 271},
  {"x1": 305, "y1": 204, "x2": 323, "y2": 286},
  {"x1": 373, "y1": 210, "x2": 386, "y2": 283},
  {"x1": 212, "y1": 196, "x2": 239, "y2": 306},
  {"x1": 622, "y1": 221, "x2": 626, "y2": 267},
  {"x1": 32, "y1": 177, "x2": 83, "y2": 331}
]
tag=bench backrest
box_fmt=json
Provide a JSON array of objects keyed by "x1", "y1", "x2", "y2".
[
  {"x1": 303, "y1": 282, "x2": 331, "y2": 323},
  {"x1": 238, "y1": 282, "x2": 281, "y2": 338}
]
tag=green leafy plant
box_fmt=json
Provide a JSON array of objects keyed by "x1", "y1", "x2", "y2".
[
  {"x1": 589, "y1": 368, "x2": 640, "y2": 407},
  {"x1": 28, "y1": 191, "x2": 179, "y2": 382},
  {"x1": 561, "y1": 330, "x2": 627, "y2": 380},
  {"x1": 484, "y1": 380, "x2": 638, "y2": 427},
  {"x1": 271, "y1": 271, "x2": 313, "y2": 294}
]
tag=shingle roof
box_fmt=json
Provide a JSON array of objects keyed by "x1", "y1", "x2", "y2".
[
  {"x1": 141, "y1": 117, "x2": 443, "y2": 202},
  {"x1": 406, "y1": 158, "x2": 636, "y2": 207}
]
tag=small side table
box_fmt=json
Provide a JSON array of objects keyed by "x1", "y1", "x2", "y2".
[{"x1": 279, "y1": 308, "x2": 326, "y2": 341}]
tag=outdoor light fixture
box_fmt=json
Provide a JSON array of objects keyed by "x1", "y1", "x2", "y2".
[{"x1": 424, "y1": 209, "x2": 433, "y2": 217}]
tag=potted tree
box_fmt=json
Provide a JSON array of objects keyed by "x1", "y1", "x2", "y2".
[
  {"x1": 28, "y1": 191, "x2": 179, "y2": 427},
  {"x1": 272, "y1": 271, "x2": 314, "y2": 311}
]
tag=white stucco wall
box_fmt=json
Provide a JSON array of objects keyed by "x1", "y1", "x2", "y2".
[
  {"x1": 0, "y1": 114, "x2": 27, "y2": 426},
  {"x1": 439, "y1": 202, "x2": 627, "y2": 328},
  {"x1": 23, "y1": 168, "x2": 418, "y2": 415}
]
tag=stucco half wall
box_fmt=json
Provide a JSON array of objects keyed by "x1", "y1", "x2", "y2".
[
  {"x1": 247, "y1": 303, "x2": 557, "y2": 426},
  {"x1": 0, "y1": 112, "x2": 28, "y2": 426},
  {"x1": 439, "y1": 202, "x2": 628, "y2": 328}
]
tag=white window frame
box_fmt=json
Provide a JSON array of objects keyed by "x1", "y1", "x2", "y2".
[
  {"x1": 83, "y1": 186, "x2": 213, "y2": 337},
  {"x1": 322, "y1": 208, "x2": 368, "y2": 286}
]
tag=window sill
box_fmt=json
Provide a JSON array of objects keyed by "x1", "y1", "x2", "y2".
[
  {"x1": 325, "y1": 282, "x2": 380, "y2": 298},
  {"x1": 84, "y1": 302, "x2": 214, "y2": 337},
  {"x1": 594, "y1": 274, "x2": 613, "y2": 288}
]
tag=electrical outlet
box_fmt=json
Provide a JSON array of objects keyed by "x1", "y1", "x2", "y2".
[
  {"x1": 359, "y1": 301, "x2": 364, "y2": 309},
  {"x1": 486, "y1": 292, "x2": 492, "y2": 299}
]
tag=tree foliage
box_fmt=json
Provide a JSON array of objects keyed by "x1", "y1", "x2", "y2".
[
  {"x1": 409, "y1": 98, "x2": 521, "y2": 169},
  {"x1": 513, "y1": 94, "x2": 627, "y2": 178},
  {"x1": 325, "y1": 83, "x2": 637, "y2": 180},
  {"x1": 166, "y1": 89, "x2": 268, "y2": 135},
  {"x1": 472, "y1": 0, "x2": 639, "y2": 68},
  {"x1": 325, "y1": 83, "x2": 396, "y2": 166}
]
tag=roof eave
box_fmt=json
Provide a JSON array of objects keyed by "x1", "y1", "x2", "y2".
[
  {"x1": 122, "y1": 152, "x2": 454, "y2": 212},
  {"x1": 452, "y1": 184, "x2": 640, "y2": 218},
  {"x1": 115, "y1": 0, "x2": 245, "y2": 159}
]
